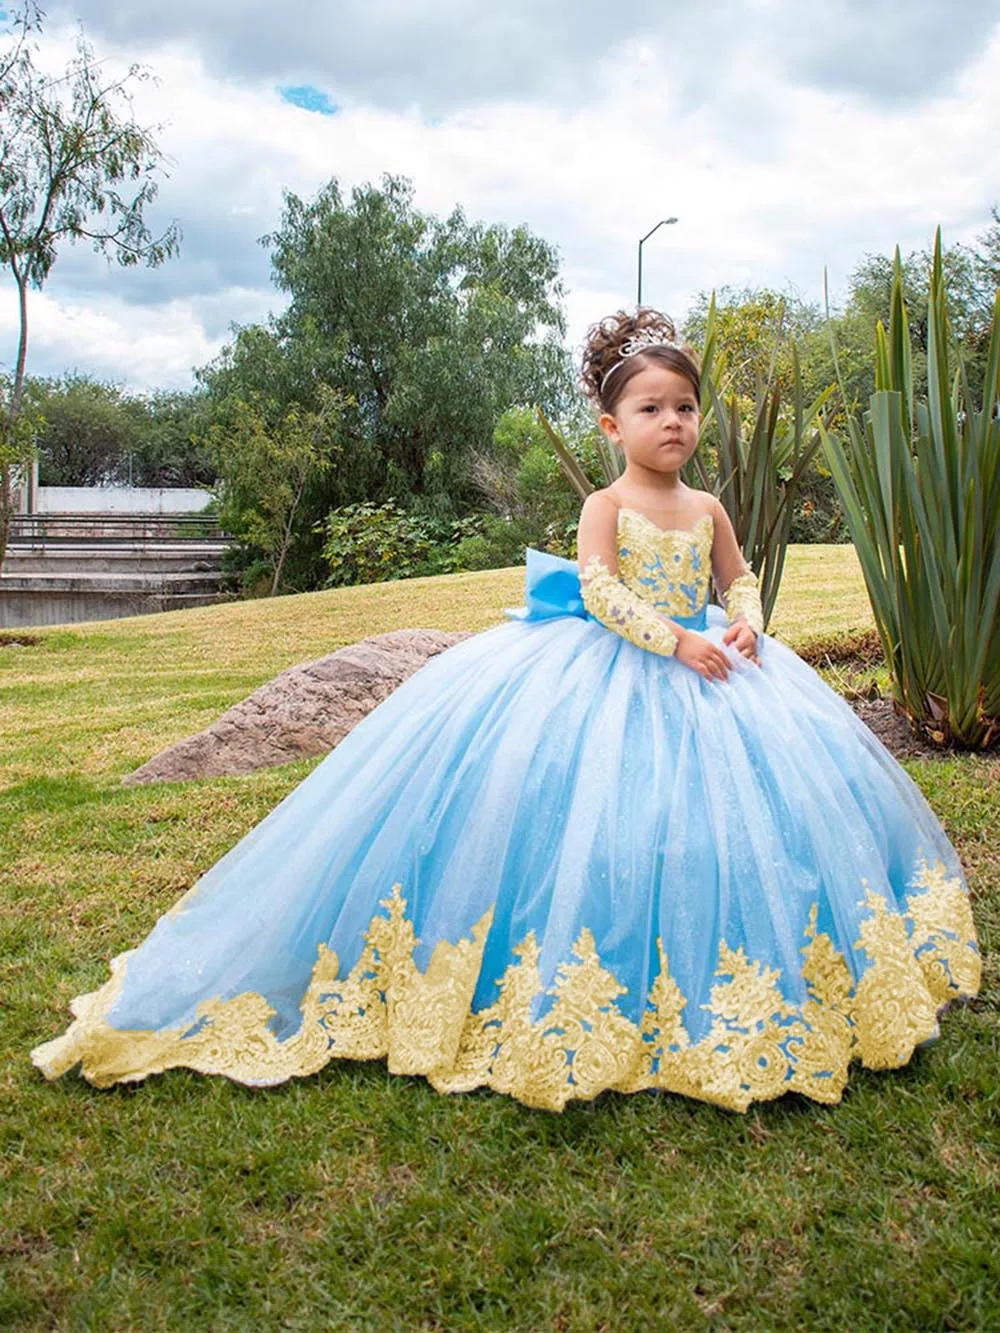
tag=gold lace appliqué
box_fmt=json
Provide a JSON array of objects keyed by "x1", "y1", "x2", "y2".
[
  {"x1": 722, "y1": 569, "x2": 764, "y2": 636},
  {"x1": 579, "y1": 553, "x2": 678, "y2": 657},
  {"x1": 32, "y1": 859, "x2": 980, "y2": 1113},
  {"x1": 615, "y1": 509, "x2": 713, "y2": 619},
  {"x1": 31, "y1": 886, "x2": 493, "y2": 1089}
]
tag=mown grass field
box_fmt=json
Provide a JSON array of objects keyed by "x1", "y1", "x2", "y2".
[{"x1": 2, "y1": 545, "x2": 998, "y2": 1331}]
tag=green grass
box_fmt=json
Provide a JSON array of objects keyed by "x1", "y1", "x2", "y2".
[{"x1": 2, "y1": 546, "x2": 997, "y2": 1331}]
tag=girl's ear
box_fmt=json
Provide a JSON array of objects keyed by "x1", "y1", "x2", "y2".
[{"x1": 598, "y1": 411, "x2": 621, "y2": 444}]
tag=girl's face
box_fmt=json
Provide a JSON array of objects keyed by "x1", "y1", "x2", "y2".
[{"x1": 599, "y1": 361, "x2": 700, "y2": 474}]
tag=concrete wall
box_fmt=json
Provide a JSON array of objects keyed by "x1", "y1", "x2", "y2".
[
  {"x1": 0, "y1": 586, "x2": 226, "y2": 628},
  {"x1": 35, "y1": 486, "x2": 214, "y2": 515}
]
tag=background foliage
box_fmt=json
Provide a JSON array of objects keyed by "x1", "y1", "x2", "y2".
[
  {"x1": 205, "y1": 387, "x2": 347, "y2": 595},
  {"x1": 31, "y1": 375, "x2": 213, "y2": 489},
  {"x1": 0, "y1": 2, "x2": 180, "y2": 563},
  {"x1": 198, "y1": 173, "x2": 573, "y2": 590},
  {"x1": 9, "y1": 171, "x2": 1000, "y2": 606}
]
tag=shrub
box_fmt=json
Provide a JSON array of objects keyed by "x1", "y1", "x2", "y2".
[
  {"x1": 450, "y1": 515, "x2": 537, "y2": 571},
  {"x1": 319, "y1": 500, "x2": 450, "y2": 586},
  {"x1": 822, "y1": 233, "x2": 1000, "y2": 749}
]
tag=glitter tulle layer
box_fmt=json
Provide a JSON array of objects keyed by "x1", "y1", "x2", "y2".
[{"x1": 32, "y1": 599, "x2": 980, "y2": 1112}]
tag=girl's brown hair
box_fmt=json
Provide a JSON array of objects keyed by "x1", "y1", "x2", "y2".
[{"x1": 580, "y1": 307, "x2": 700, "y2": 413}]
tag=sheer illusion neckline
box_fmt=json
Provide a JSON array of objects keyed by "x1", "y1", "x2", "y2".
[{"x1": 617, "y1": 508, "x2": 714, "y2": 540}]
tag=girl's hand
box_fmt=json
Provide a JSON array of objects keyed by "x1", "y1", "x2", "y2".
[
  {"x1": 723, "y1": 619, "x2": 761, "y2": 667},
  {"x1": 676, "y1": 629, "x2": 731, "y2": 682}
]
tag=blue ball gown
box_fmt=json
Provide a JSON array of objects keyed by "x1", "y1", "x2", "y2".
[{"x1": 32, "y1": 509, "x2": 981, "y2": 1112}]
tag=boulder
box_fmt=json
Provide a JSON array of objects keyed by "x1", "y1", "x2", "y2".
[{"x1": 123, "y1": 627, "x2": 470, "y2": 785}]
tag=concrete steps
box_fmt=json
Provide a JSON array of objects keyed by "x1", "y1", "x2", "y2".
[
  {"x1": 4, "y1": 541, "x2": 228, "y2": 575},
  {"x1": 1, "y1": 535, "x2": 234, "y2": 628}
]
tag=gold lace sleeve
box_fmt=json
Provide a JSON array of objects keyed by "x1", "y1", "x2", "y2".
[
  {"x1": 580, "y1": 554, "x2": 678, "y2": 657},
  {"x1": 722, "y1": 570, "x2": 764, "y2": 636}
]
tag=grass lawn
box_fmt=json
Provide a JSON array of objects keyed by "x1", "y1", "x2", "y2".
[{"x1": 2, "y1": 545, "x2": 997, "y2": 1331}]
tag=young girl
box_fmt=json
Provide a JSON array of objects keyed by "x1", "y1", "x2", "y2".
[{"x1": 32, "y1": 309, "x2": 981, "y2": 1113}]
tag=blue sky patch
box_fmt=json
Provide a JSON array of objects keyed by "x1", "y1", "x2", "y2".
[{"x1": 279, "y1": 85, "x2": 339, "y2": 116}]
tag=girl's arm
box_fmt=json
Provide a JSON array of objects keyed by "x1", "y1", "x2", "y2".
[
  {"x1": 577, "y1": 493, "x2": 730, "y2": 680},
  {"x1": 709, "y1": 498, "x2": 764, "y2": 654}
]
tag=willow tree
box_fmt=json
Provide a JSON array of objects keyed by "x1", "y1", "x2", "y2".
[{"x1": 0, "y1": 7, "x2": 181, "y2": 562}]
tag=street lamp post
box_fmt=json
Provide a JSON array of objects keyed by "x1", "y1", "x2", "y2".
[{"x1": 637, "y1": 217, "x2": 678, "y2": 306}]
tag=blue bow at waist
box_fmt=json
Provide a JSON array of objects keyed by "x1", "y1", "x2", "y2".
[{"x1": 503, "y1": 547, "x2": 708, "y2": 632}]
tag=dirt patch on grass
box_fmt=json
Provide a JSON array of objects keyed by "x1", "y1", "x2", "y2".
[
  {"x1": 797, "y1": 627, "x2": 884, "y2": 668},
  {"x1": 797, "y1": 628, "x2": 991, "y2": 762},
  {"x1": 849, "y1": 698, "x2": 938, "y2": 761},
  {"x1": 0, "y1": 632, "x2": 42, "y2": 647}
]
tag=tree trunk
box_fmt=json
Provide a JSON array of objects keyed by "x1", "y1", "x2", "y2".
[
  {"x1": 0, "y1": 273, "x2": 31, "y2": 572},
  {"x1": 9, "y1": 271, "x2": 29, "y2": 424},
  {"x1": 0, "y1": 463, "x2": 11, "y2": 571},
  {"x1": 270, "y1": 474, "x2": 307, "y2": 596},
  {"x1": 270, "y1": 536, "x2": 290, "y2": 597}
]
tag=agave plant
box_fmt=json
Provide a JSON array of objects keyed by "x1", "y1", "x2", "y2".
[
  {"x1": 821, "y1": 231, "x2": 1000, "y2": 749},
  {"x1": 537, "y1": 296, "x2": 830, "y2": 629}
]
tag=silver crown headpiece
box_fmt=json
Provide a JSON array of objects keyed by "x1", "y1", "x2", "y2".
[{"x1": 601, "y1": 328, "x2": 680, "y2": 390}]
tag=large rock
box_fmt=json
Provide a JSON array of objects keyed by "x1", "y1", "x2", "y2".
[{"x1": 124, "y1": 628, "x2": 471, "y2": 785}]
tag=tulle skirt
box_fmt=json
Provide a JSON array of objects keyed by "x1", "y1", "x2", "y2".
[{"x1": 32, "y1": 557, "x2": 981, "y2": 1112}]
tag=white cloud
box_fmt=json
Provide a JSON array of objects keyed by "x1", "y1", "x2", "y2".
[
  {"x1": 3, "y1": 12, "x2": 998, "y2": 391},
  {"x1": 52, "y1": 0, "x2": 1000, "y2": 110},
  {"x1": 0, "y1": 284, "x2": 271, "y2": 389}
]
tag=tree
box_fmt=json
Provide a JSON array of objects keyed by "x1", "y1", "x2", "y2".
[
  {"x1": 199, "y1": 174, "x2": 571, "y2": 589},
  {"x1": 973, "y1": 205, "x2": 1000, "y2": 297},
  {"x1": 680, "y1": 288, "x2": 844, "y2": 544},
  {"x1": 261, "y1": 173, "x2": 571, "y2": 509},
  {"x1": 33, "y1": 373, "x2": 139, "y2": 484},
  {"x1": 683, "y1": 286, "x2": 823, "y2": 405},
  {"x1": 124, "y1": 389, "x2": 216, "y2": 488},
  {"x1": 474, "y1": 404, "x2": 593, "y2": 532},
  {"x1": 205, "y1": 386, "x2": 346, "y2": 596},
  {"x1": 828, "y1": 226, "x2": 1000, "y2": 411},
  {"x1": 31, "y1": 375, "x2": 214, "y2": 488},
  {"x1": 0, "y1": 7, "x2": 181, "y2": 561}
]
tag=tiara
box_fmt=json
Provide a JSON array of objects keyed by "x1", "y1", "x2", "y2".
[{"x1": 600, "y1": 328, "x2": 680, "y2": 389}]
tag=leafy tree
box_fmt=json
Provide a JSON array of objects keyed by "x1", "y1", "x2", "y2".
[
  {"x1": 683, "y1": 287, "x2": 823, "y2": 404},
  {"x1": 34, "y1": 374, "x2": 139, "y2": 484},
  {"x1": 828, "y1": 225, "x2": 1000, "y2": 410},
  {"x1": 205, "y1": 387, "x2": 346, "y2": 596},
  {"x1": 679, "y1": 221, "x2": 1000, "y2": 542},
  {"x1": 680, "y1": 289, "x2": 844, "y2": 545},
  {"x1": 29, "y1": 376, "x2": 214, "y2": 488},
  {"x1": 470, "y1": 404, "x2": 596, "y2": 554},
  {"x1": 0, "y1": 6, "x2": 180, "y2": 559},
  {"x1": 973, "y1": 205, "x2": 1000, "y2": 297},
  {"x1": 125, "y1": 390, "x2": 215, "y2": 488},
  {"x1": 199, "y1": 174, "x2": 571, "y2": 588},
  {"x1": 200, "y1": 324, "x2": 384, "y2": 525}
]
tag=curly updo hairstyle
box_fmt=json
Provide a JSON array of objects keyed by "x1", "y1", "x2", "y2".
[{"x1": 580, "y1": 307, "x2": 700, "y2": 414}]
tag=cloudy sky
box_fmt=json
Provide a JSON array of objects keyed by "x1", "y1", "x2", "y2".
[{"x1": 3, "y1": 0, "x2": 1000, "y2": 392}]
